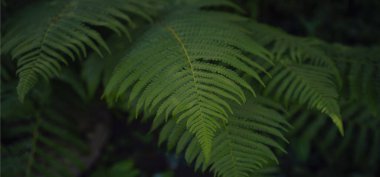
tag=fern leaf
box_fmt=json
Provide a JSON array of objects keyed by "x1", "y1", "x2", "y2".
[
  {"x1": 325, "y1": 45, "x2": 380, "y2": 115},
  {"x1": 105, "y1": 11, "x2": 272, "y2": 159},
  {"x1": 1, "y1": 85, "x2": 87, "y2": 177},
  {"x1": 264, "y1": 62, "x2": 343, "y2": 135},
  {"x1": 2, "y1": 0, "x2": 155, "y2": 101},
  {"x1": 81, "y1": 35, "x2": 131, "y2": 99},
  {"x1": 247, "y1": 22, "x2": 336, "y2": 67},
  {"x1": 247, "y1": 22, "x2": 341, "y2": 87},
  {"x1": 2, "y1": 112, "x2": 87, "y2": 177},
  {"x1": 158, "y1": 96, "x2": 289, "y2": 177},
  {"x1": 244, "y1": 22, "x2": 344, "y2": 133},
  {"x1": 288, "y1": 100, "x2": 380, "y2": 170}
]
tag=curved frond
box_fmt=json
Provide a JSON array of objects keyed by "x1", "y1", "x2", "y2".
[
  {"x1": 105, "y1": 10, "x2": 272, "y2": 159},
  {"x1": 2, "y1": 0, "x2": 156, "y2": 101},
  {"x1": 244, "y1": 22, "x2": 344, "y2": 133},
  {"x1": 264, "y1": 63, "x2": 343, "y2": 134},
  {"x1": 158, "y1": 96, "x2": 290, "y2": 177}
]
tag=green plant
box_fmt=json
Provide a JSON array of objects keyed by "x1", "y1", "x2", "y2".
[
  {"x1": 1, "y1": 82, "x2": 87, "y2": 177},
  {"x1": 1, "y1": 0, "x2": 379, "y2": 177},
  {"x1": 90, "y1": 159, "x2": 140, "y2": 177}
]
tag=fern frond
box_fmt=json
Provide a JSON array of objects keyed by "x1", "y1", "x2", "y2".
[
  {"x1": 264, "y1": 62, "x2": 343, "y2": 134},
  {"x1": 288, "y1": 101, "x2": 380, "y2": 171},
  {"x1": 2, "y1": 112, "x2": 87, "y2": 177},
  {"x1": 81, "y1": 35, "x2": 131, "y2": 99},
  {"x1": 207, "y1": 98, "x2": 289, "y2": 177},
  {"x1": 247, "y1": 22, "x2": 339, "y2": 71},
  {"x1": 325, "y1": 45, "x2": 380, "y2": 115},
  {"x1": 158, "y1": 96, "x2": 290, "y2": 177},
  {"x1": 246, "y1": 22, "x2": 343, "y2": 133},
  {"x1": 1, "y1": 87, "x2": 87, "y2": 177},
  {"x1": 105, "y1": 10, "x2": 272, "y2": 159},
  {"x1": 2, "y1": 0, "x2": 156, "y2": 101}
]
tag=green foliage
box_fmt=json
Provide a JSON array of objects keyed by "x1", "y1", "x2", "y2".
[
  {"x1": 91, "y1": 160, "x2": 140, "y2": 177},
  {"x1": 157, "y1": 96, "x2": 289, "y2": 177},
  {"x1": 1, "y1": 0, "x2": 379, "y2": 177},
  {"x1": 325, "y1": 45, "x2": 380, "y2": 115},
  {"x1": 248, "y1": 22, "x2": 336, "y2": 67},
  {"x1": 104, "y1": 10, "x2": 272, "y2": 160},
  {"x1": 2, "y1": 0, "x2": 157, "y2": 101},
  {"x1": 264, "y1": 63, "x2": 343, "y2": 134},
  {"x1": 1, "y1": 86, "x2": 87, "y2": 177},
  {"x1": 287, "y1": 100, "x2": 380, "y2": 175},
  {"x1": 247, "y1": 22, "x2": 344, "y2": 134},
  {"x1": 81, "y1": 35, "x2": 131, "y2": 99},
  {"x1": 282, "y1": 44, "x2": 380, "y2": 176}
]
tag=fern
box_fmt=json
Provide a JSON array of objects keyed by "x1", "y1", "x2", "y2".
[
  {"x1": 245, "y1": 22, "x2": 344, "y2": 134},
  {"x1": 2, "y1": 0, "x2": 379, "y2": 176},
  {"x1": 1, "y1": 88, "x2": 87, "y2": 177},
  {"x1": 324, "y1": 44, "x2": 380, "y2": 115},
  {"x1": 247, "y1": 22, "x2": 338, "y2": 69},
  {"x1": 105, "y1": 10, "x2": 272, "y2": 159},
  {"x1": 157, "y1": 96, "x2": 289, "y2": 177},
  {"x1": 288, "y1": 100, "x2": 380, "y2": 172},
  {"x1": 1, "y1": 0, "x2": 156, "y2": 101},
  {"x1": 263, "y1": 62, "x2": 343, "y2": 134},
  {"x1": 81, "y1": 35, "x2": 131, "y2": 99},
  {"x1": 281, "y1": 44, "x2": 380, "y2": 173}
]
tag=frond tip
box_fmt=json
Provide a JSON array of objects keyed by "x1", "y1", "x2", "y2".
[
  {"x1": 265, "y1": 63, "x2": 344, "y2": 135},
  {"x1": 105, "y1": 10, "x2": 272, "y2": 159},
  {"x1": 331, "y1": 114, "x2": 344, "y2": 136},
  {"x1": 159, "y1": 96, "x2": 290, "y2": 177}
]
